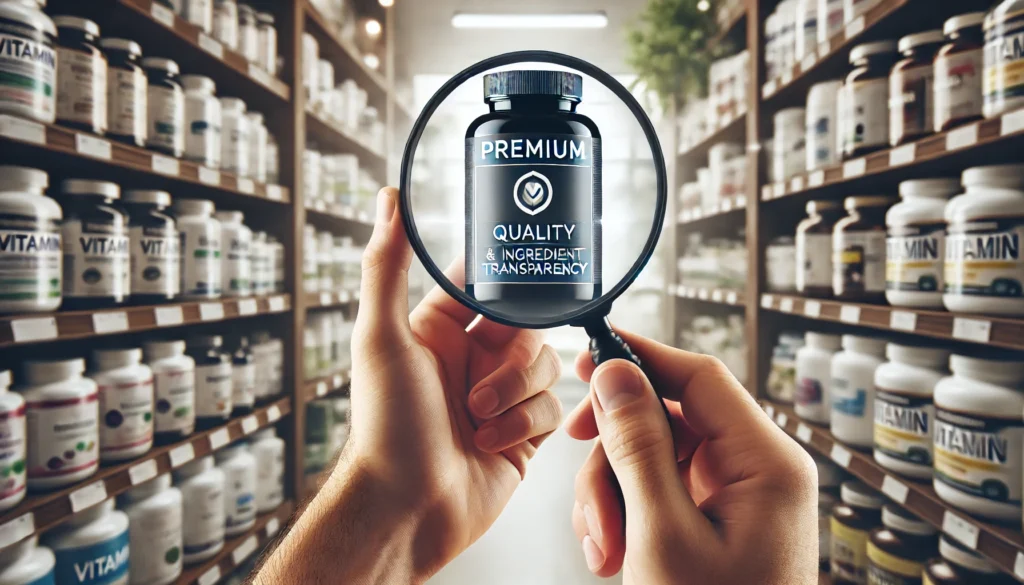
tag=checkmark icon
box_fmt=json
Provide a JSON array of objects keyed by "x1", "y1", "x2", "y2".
[
  {"x1": 523, "y1": 182, "x2": 544, "y2": 205},
  {"x1": 513, "y1": 170, "x2": 553, "y2": 216}
]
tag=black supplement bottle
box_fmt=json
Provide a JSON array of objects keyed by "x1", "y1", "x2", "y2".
[
  {"x1": 230, "y1": 335, "x2": 256, "y2": 416},
  {"x1": 187, "y1": 335, "x2": 233, "y2": 429},
  {"x1": 58, "y1": 180, "x2": 130, "y2": 310},
  {"x1": 122, "y1": 190, "x2": 179, "y2": 305},
  {"x1": 465, "y1": 70, "x2": 601, "y2": 320}
]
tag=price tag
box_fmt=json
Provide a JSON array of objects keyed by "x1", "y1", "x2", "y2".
[
  {"x1": 0, "y1": 114, "x2": 45, "y2": 144},
  {"x1": 804, "y1": 300, "x2": 822, "y2": 318},
  {"x1": 1002, "y1": 108, "x2": 1024, "y2": 136},
  {"x1": 736, "y1": 195, "x2": 746, "y2": 208},
  {"x1": 763, "y1": 79, "x2": 778, "y2": 98},
  {"x1": 268, "y1": 296, "x2": 286, "y2": 312},
  {"x1": 319, "y1": 292, "x2": 331, "y2": 305},
  {"x1": 199, "y1": 302, "x2": 225, "y2": 321},
  {"x1": 952, "y1": 318, "x2": 992, "y2": 342},
  {"x1": 775, "y1": 413, "x2": 788, "y2": 428},
  {"x1": 946, "y1": 124, "x2": 978, "y2": 150},
  {"x1": 248, "y1": 63, "x2": 271, "y2": 87},
  {"x1": 154, "y1": 305, "x2": 183, "y2": 326},
  {"x1": 796, "y1": 423, "x2": 812, "y2": 443},
  {"x1": 75, "y1": 134, "x2": 111, "y2": 160},
  {"x1": 92, "y1": 311, "x2": 128, "y2": 334},
  {"x1": 761, "y1": 295, "x2": 773, "y2": 309},
  {"x1": 340, "y1": 206, "x2": 356, "y2": 219},
  {"x1": 198, "y1": 566, "x2": 221, "y2": 585},
  {"x1": 198, "y1": 166, "x2": 220, "y2": 185},
  {"x1": 1014, "y1": 552, "x2": 1024, "y2": 580},
  {"x1": 711, "y1": 289, "x2": 724, "y2": 302},
  {"x1": 316, "y1": 381, "x2": 328, "y2": 397},
  {"x1": 765, "y1": 404, "x2": 776, "y2": 419},
  {"x1": 242, "y1": 415, "x2": 259, "y2": 435},
  {"x1": 209, "y1": 428, "x2": 230, "y2": 450},
  {"x1": 69, "y1": 480, "x2": 107, "y2": 513},
  {"x1": 150, "y1": 2, "x2": 175, "y2": 27},
  {"x1": 266, "y1": 185, "x2": 284, "y2": 200},
  {"x1": 772, "y1": 182, "x2": 786, "y2": 198},
  {"x1": 233, "y1": 535, "x2": 258, "y2": 564},
  {"x1": 889, "y1": 310, "x2": 917, "y2": 332},
  {"x1": 313, "y1": 200, "x2": 326, "y2": 212},
  {"x1": 800, "y1": 51, "x2": 817, "y2": 72},
  {"x1": 238, "y1": 298, "x2": 258, "y2": 316},
  {"x1": 840, "y1": 305, "x2": 861, "y2": 324},
  {"x1": 726, "y1": 291, "x2": 738, "y2": 304},
  {"x1": 10, "y1": 317, "x2": 57, "y2": 342},
  {"x1": 780, "y1": 69, "x2": 793, "y2": 86},
  {"x1": 198, "y1": 33, "x2": 224, "y2": 59},
  {"x1": 843, "y1": 158, "x2": 866, "y2": 178},
  {"x1": 687, "y1": 287, "x2": 697, "y2": 299},
  {"x1": 128, "y1": 459, "x2": 158, "y2": 485},
  {"x1": 844, "y1": 15, "x2": 865, "y2": 39},
  {"x1": 151, "y1": 154, "x2": 180, "y2": 176},
  {"x1": 169, "y1": 442, "x2": 195, "y2": 468},
  {"x1": 830, "y1": 444, "x2": 852, "y2": 468},
  {"x1": 779, "y1": 298, "x2": 794, "y2": 313},
  {"x1": 697, "y1": 288, "x2": 709, "y2": 300},
  {"x1": 790, "y1": 176, "x2": 804, "y2": 192},
  {"x1": 267, "y1": 404, "x2": 282, "y2": 422},
  {"x1": 0, "y1": 514, "x2": 34, "y2": 549},
  {"x1": 238, "y1": 178, "x2": 255, "y2": 194},
  {"x1": 332, "y1": 374, "x2": 343, "y2": 388},
  {"x1": 942, "y1": 511, "x2": 979, "y2": 549},
  {"x1": 761, "y1": 185, "x2": 772, "y2": 201},
  {"x1": 888, "y1": 143, "x2": 915, "y2": 166},
  {"x1": 808, "y1": 170, "x2": 825, "y2": 187},
  {"x1": 721, "y1": 199, "x2": 733, "y2": 212},
  {"x1": 818, "y1": 41, "x2": 831, "y2": 57},
  {"x1": 266, "y1": 517, "x2": 281, "y2": 538},
  {"x1": 881, "y1": 475, "x2": 909, "y2": 504}
]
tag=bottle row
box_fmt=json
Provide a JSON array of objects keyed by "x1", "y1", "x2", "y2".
[
  {"x1": 164, "y1": 0, "x2": 281, "y2": 76},
  {"x1": 677, "y1": 234, "x2": 748, "y2": 292},
  {"x1": 677, "y1": 50, "x2": 750, "y2": 152},
  {"x1": 304, "y1": 310, "x2": 353, "y2": 381},
  {"x1": 303, "y1": 396, "x2": 349, "y2": 493},
  {"x1": 677, "y1": 315, "x2": 747, "y2": 384},
  {"x1": 302, "y1": 226, "x2": 362, "y2": 295},
  {"x1": 765, "y1": 0, "x2": 864, "y2": 83},
  {"x1": 677, "y1": 143, "x2": 748, "y2": 216},
  {"x1": 303, "y1": 146, "x2": 383, "y2": 217}
]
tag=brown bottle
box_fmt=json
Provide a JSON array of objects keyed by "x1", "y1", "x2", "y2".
[{"x1": 833, "y1": 196, "x2": 896, "y2": 303}]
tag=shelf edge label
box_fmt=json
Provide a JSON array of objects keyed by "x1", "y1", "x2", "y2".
[{"x1": 942, "y1": 511, "x2": 979, "y2": 549}]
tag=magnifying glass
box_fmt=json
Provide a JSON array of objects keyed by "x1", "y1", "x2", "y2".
[{"x1": 399, "y1": 50, "x2": 667, "y2": 369}]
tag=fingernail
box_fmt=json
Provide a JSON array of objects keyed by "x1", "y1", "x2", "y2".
[
  {"x1": 583, "y1": 505, "x2": 601, "y2": 541},
  {"x1": 592, "y1": 364, "x2": 644, "y2": 412},
  {"x1": 376, "y1": 189, "x2": 395, "y2": 225},
  {"x1": 476, "y1": 427, "x2": 499, "y2": 450},
  {"x1": 470, "y1": 386, "x2": 500, "y2": 417},
  {"x1": 582, "y1": 535, "x2": 604, "y2": 571}
]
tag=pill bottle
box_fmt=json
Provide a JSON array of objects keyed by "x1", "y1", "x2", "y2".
[
  {"x1": 315, "y1": 59, "x2": 334, "y2": 112},
  {"x1": 817, "y1": 0, "x2": 843, "y2": 44},
  {"x1": 795, "y1": 0, "x2": 818, "y2": 61},
  {"x1": 0, "y1": 166, "x2": 62, "y2": 313},
  {"x1": 58, "y1": 179, "x2": 130, "y2": 310},
  {"x1": 172, "y1": 199, "x2": 222, "y2": 299},
  {"x1": 708, "y1": 142, "x2": 743, "y2": 210},
  {"x1": 0, "y1": 536, "x2": 54, "y2": 585},
  {"x1": 181, "y1": 0, "x2": 212, "y2": 34},
  {"x1": 768, "y1": 332, "x2": 804, "y2": 403},
  {"x1": 773, "y1": 108, "x2": 807, "y2": 181},
  {"x1": 797, "y1": 200, "x2": 843, "y2": 297},
  {"x1": 143, "y1": 57, "x2": 185, "y2": 158},
  {"x1": 250, "y1": 427, "x2": 283, "y2": 513},
  {"x1": 317, "y1": 230, "x2": 334, "y2": 292},
  {"x1": 188, "y1": 335, "x2": 232, "y2": 426},
  {"x1": 923, "y1": 535, "x2": 1016, "y2": 584},
  {"x1": 833, "y1": 196, "x2": 896, "y2": 302},
  {"x1": 44, "y1": 499, "x2": 128, "y2": 585},
  {"x1": 303, "y1": 225, "x2": 318, "y2": 293},
  {"x1": 173, "y1": 456, "x2": 225, "y2": 565},
  {"x1": 0, "y1": 370, "x2": 25, "y2": 512},
  {"x1": 123, "y1": 190, "x2": 179, "y2": 304},
  {"x1": 943, "y1": 164, "x2": 1024, "y2": 316},
  {"x1": 214, "y1": 210, "x2": 251, "y2": 297},
  {"x1": 866, "y1": 505, "x2": 938, "y2": 585},
  {"x1": 246, "y1": 111, "x2": 268, "y2": 183},
  {"x1": 885, "y1": 179, "x2": 960, "y2": 308},
  {"x1": 303, "y1": 147, "x2": 322, "y2": 206},
  {"x1": 984, "y1": 2, "x2": 1024, "y2": 118},
  {"x1": 89, "y1": 348, "x2": 154, "y2": 462},
  {"x1": 302, "y1": 33, "x2": 319, "y2": 103},
  {"x1": 765, "y1": 12, "x2": 780, "y2": 80},
  {"x1": 933, "y1": 355, "x2": 1024, "y2": 521},
  {"x1": 816, "y1": 453, "x2": 845, "y2": 571},
  {"x1": 238, "y1": 4, "x2": 258, "y2": 64},
  {"x1": 889, "y1": 30, "x2": 943, "y2": 147},
  {"x1": 831, "y1": 480, "x2": 883, "y2": 585},
  {"x1": 873, "y1": 344, "x2": 949, "y2": 480},
  {"x1": 842, "y1": 41, "x2": 898, "y2": 158},
  {"x1": 215, "y1": 443, "x2": 256, "y2": 537},
  {"x1": 143, "y1": 340, "x2": 195, "y2": 444},
  {"x1": 830, "y1": 334, "x2": 886, "y2": 448},
  {"x1": 806, "y1": 80, "x2": 842, "y2": 171},
  {"x1": 119, "y1": 473, "x2": 182, "y2": 585},
  {"x1": 795, "y1": 332, "x2": 842, "y2": 424},
  {"x1": 0, "y1": 1, "x2": 56, "y2": 123},
  {"x1": 256, "y1": 12, "x2": 276, "y2": 75},
  {"x1": 266, "y1": 135, "x2": 280, "y2": 184},
  {"x1": 250, "y1": 231, "x2": 268, "y2": 295},
  {"x1": 776, "y1": 0, "x2": 797, "y2": 74},
  {"x1": 766, "y1": 236, "x2": 796, "y2": 292},
  {"x1": 53, "y1": 16, "x2": 107, "y2": 135},
  {"x1": 181, "y1": 75, "x2": 222, "y2": 169},
  {"x1": 303, "y1": 323, "x2": 318, "y2": 380},
  {"x1": 212, "y1": 0, "x2": 238, "y2": 50},
  {"x1": 934, "y1": 13, "x2": 986, "y2": 133},
  {"x1": 219, "y1": 97, "x2": 249, "y2": 177},
  {"x1": 230, "y1": 335, "x2": 255, "y2": 415},
  {"x1": 266, "y1": 336, "x2": 284, "y2": 398},
  {"x1": 100, "y1": 38, "x2": 146, "y2": 148}
]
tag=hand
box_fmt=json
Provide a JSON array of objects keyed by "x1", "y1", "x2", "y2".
[{"x1": 566, "y1": 329, "x2": 818, "y2": 584}]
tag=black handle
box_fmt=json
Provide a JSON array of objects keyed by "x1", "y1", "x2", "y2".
[{"x1": 585, "y1": 316, "x2": 640, "y2": 367}]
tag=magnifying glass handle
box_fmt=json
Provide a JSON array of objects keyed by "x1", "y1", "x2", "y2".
[{"x1": 584, "y1": 316, "x2": 641, "y2": 367}]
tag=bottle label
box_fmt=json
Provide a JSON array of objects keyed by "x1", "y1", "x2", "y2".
[
  {"x1": 874, "y1": 389, "x2": 933, "y2": 466},
  {"x1": 56, "y1": 47, "x2": 106, "y2": 132},
  {"x1": 221, "y1": 115, "x2": 249, "y2": 175},
  {"x1": 0, "y1": 31, "x2": 57, "y2": 119},
  {"x1": 182, "y1": 483, "x2": 224, "y2": 555},
  {"x1": 129, "y1": 225, "x2": 179, "y2": 296},
  {"x1": 933, "y1": 408, "x2": 1023, "y2": 506},
  {"x1": 62, "y1": 220, "x2": 130, "y2": 299},
  {"x1": 797, "y1": 232, "x2": 832, "y2": 289},
  {"x1": 867, "y1": 542, "x2": 924, "y2": 583},
  {"x1": 53, "y1": 529, "x2": 129, "y2": 585},
  {"x1": 886, "y1": 224, "x2": 944, "y2": 293},
  {"x1": 843, "y1": 79, "x2": 889, "y2": 153},
  {"x1": 0, "y1": 405, "x2": 26, "y2": 501},
  {"x1": 944, "y1": 220, "x2": 1024, "y2": 298},
  {"x1": 984, "y1": 31, "x2": 1024, "y2": 109},
  {"x1": 223, "y1": 232, "x2": 252, "y2": 296},
  {"x1": 231, "y1": 362, "x2": 255, "y2": 408},
  {"x1": 820, "y1": 0, "x2": 844, "y2": 40},
  {"x1": 195, "y1": 362, "x2": 231, "y2": 418},
  {"x1": 153, "y1": 365, "x2": 195, "y2": 434},
  {"x1": 147, "y1": 84, "x2": 184, "y2": 153},
  {"x1": 830, "y1": 518, "x2": 869, "y2": 583},
  {"x1": 466, "y1": 134, "x2": 600, "y2": 287},
  {"x1": 835, "y1": 230, "x2": 886, "y2": 294},
  {"x1": 935, "y1": 48, "x2": 983, "y2": 130},
  {"x1": 184, "y1": 96, "x2": 221, "y2": 167},
  {"x1": 222, "y1": 465, "x2": 255, "y2": 529},
  {"x1": 808, "y1": 109, "x2": 837, "y2": 167},
  {"x1": 97, "y1": 376, "x2": 153, "y2": 455},
  {"x1": 0, "y1": 216, "x2": 61, "y2": 303},
  {"x1": 830, "y1": 368, "x2": 872, "y2": 430},
  {"x1": 179, "y1": 223, "x2": 221, "y2": 297},
  {"x1": 107, "y1": 66, "x2": 146, "y2": 140},
  {"x1": 796, "y1": 376, "x2": 825, "y2": 408},
  {"x1": 255, "y1": 447, "x2": 284, "y2": 509},
  {"x1": 129, "y1": 505, "x2": 183, "y2": 583},
  {"x1": 25, "y1": 392, "x2": 98, "y2": 480},
  {"x1": 889, "y1": 62, "x2": 933, "y2": 143}
]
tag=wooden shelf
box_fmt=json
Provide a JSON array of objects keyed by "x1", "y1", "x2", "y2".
[
  {"x1": 679, "y1": 112, "x2": 747, "y2": 163},
  {"x1": 763, "y1": 401, "x2": 1024, "y2": 580},
  {"x1": 678, "y1": 194, "x2": 746, "y2": 225},
  {"x1": 0, "y1": 295, "x2": 291, "y2": 348},
  {"x1": 709, "y1": 2, "x2": 747, "y2": 50},
  {"x1": 305, "y1": 370, "x2": 351, "y2": 403},
  {"x1": 671, "y1": 286, "x2": 745, "y2": 307},
  {"x1": 303, "y1": 1, "x2": 389, "y2": 101},
  {"x1": 0, "y1": 398, "x2": 291, "y2": 550},
  {"x1": 305, "y1": 109, "x2": 388, "y2": 183},
  {"x1": 304, "y1": 290, "x2": 359, "y2": 309}
]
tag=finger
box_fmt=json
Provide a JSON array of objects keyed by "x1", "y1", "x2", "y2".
[
  {"x1": 410, "y1": 255, "x2": 477, "y2": 333},
  {"x1": 467, "y1": 316, "x2": 540, "y2": 354},
  {"x1": 474, "y1": 390, "x2": 563, "y2": 455},
  {"x1": 574, "y1": 350, "x2": 596, "y2": 383},
  {"x1": 567, "y1": 399, "x2": 704, "y2": 463},
  {"x1": 573, "y1": 441, "x2": 625, "y2": 577},
  {"x1": 468, "y1": 345, "x2": 561, "y2": 419}
]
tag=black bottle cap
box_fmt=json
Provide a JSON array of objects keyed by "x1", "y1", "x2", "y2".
[{"x1": 484, "y1": 70, "x2": 583, "y2": 103}]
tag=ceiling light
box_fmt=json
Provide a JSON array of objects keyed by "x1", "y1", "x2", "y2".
[
  {"x1": 363, "y1": 54, "x2": 380, "y2": 70},
  {"x1": 365, "y1": 19, "x2": 382, "y2": 36},
  {"x1": 379, "y1": 0, "x2": 393, "y2": 6},
  {"x1": 697, "y1": 0, "x2": 710, "y2": 11},
  {"x1": 451, "y1": 12, "x2": 608, "y2": 29}
]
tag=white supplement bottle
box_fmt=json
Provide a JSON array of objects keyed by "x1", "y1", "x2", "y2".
[
  {"x1": 212, "y1": 0, "x2": 239, "y2": 50},
  {"x1": 246, "y1": 111, "x2": 268, "y2": 183},
  {"x1": 795, "y1": 0, "x2": 817, "y2": 61},
  {"x1": 0, "y1": 0, "x2": 56, "y2": 123},
  {"x1": 44, "y1": 499, "x2": 129, "y2": 585},
  {"x1": 100, "y1": 38, "x2": 146, "y2": 148},
  {"x1": 172, "y1": 199, "x2": 221, "y2": 299},
  {"x1": 885, "y1": 178, "x2": 961, "y2": 308},
  {"x1": 230, "y1": 336, "x2": 255, "y2": 414},
  {"x1": 123, "y1": 190, "x2": 179, "y2": 304},
  {"x1": 795, "y1": 332, "x2": 842, "y2": 424},
  {"x1": 0, "y1": 166, "x2": 62, "y2": 313},
  {"x1": 817, "y1": 0, "x2": 843, "y2": 44},
  {"x1": 984, "y1": 2, "x2": 1024, "y2": 118},
  {"x1": 143, "y1": 340, "x2": 195, "y2": 444},
  {"x1": 830, "y1": 334, "x2": 887, "y2": 448},
  {"x1": 215, "y1": 211, "x2": 251, "y2": 297},
  {"x1": 250, "y1": 231, "x2": 268, "y2": 295},
  {"x1": 806, "y1": 80, "x2": 842, "y2": 171},
  {"x1": 773, "y1": 107, "x2": 806, "y2": 181},
  {"x1": 237, "y1": 4, "x2": 258, "y2": 64},
  {"x1": 53, "y1": 16, "x2": 107, "y2": 135},
  {"x1": 219, "y1": 97, "x2": 249, "y2": 177},
  {"x1": 269, "y1": 236, "x2": 284, "y2": 292},
  {"x1": 256, "y1": 12, "x2": 276, "y2": 75},
  {"x1": 944, "y1": 164, "x2": 1024, "y2": 316},
  {"x1": 142, "y1": 57, "x2": 184, "y2": 158},
  {"x1": 188, "y1": 335, "x2": 232, "y2": 425},
  {"x1": 90, "y1": 348, "x2": 154, "y2": 462},
  {"x1": 301, "y1": 33, "x2": 319, "y2": 103},
  {"x1": 933, "y1": 355, "x2": 1024, "y2": 521},
  {"x1": 18, "y1": 358, "x2": 98, "y2": 490},
  {"x1": 0, "y1": 370, "x2": 25, "y2": 512},
  {"x1": 59, "y1": 179, "x2": 130, "y2": 310},
  {"x1": 180, "y1": 75, "x2": 221, "y2": 169},
  {"x1": 0, "y1": 536, "x2": 54, "y2": 585},
  {"x1": 250, "y1": 427, "x2": 284, "y2": 513},
  {"x1": 173, "y1": 456, "x2": 225, "y2": 565},
  {"x1": 303, "y1": 225, "x2": 318, "y2": 293},
  {"x1": 120, "y1": 473, "x2": 183, "y2": 585},
  {"x1": 873, "y1": 344, "x2": 949, "y2": 479},
  {"x1": 215, "y1": 443, "x2": 256, "y2": 537},
  {"x1": 181, "y1": 0, "x2": 213, "y2": 34}
]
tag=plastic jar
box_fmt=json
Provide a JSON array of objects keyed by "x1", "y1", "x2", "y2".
[
  {"x1": 765, "y1": 12, "x2": 780, "y2": 80},
  {"x1": 315, "y1": 59, "x2": 334, "y2": 112},
  {"x1": 795, "y1": 332, "x2": 842, "y2": 423},
  {"x1": 214, "y1": 210, "x2": 251, "y2": 297},
  {"x1": 230, "y1": 336, "x2": 255, "y2": 414},
  {"x1": 215, "y1": 443, "x2": 256, "y2": 537},
  {"x1": 830, "y1": 480, "x2": 884, "y2": 585},
  {"x1": 173, "y1": 456, "x2": 224, "y2": 565},
  {"x1": 265, "y1": 336, "x2": 284, "y2": 399},
  {"x1": 830, "y1": 334, "x2": 887, "y2": 447},
  {"x1": 889, "y1": 30, "x2": 943, "y2": 147},
  {"x1": 172, "y1": 199, "x2": 221, "y2": 299},
  {"x1": 250, "y1": 231, "x2": 268, "y2": 295},
  {"x1": 188, "y1": 335, "x2": 232, "y2": 425},
  {"x1": 842, "y1": 41, "x2": 898, "y2": 158},
  {"x1": 866, "y1": 505, "x2": 938, "y2": 585},
  {"x1": 933, "y1": 355, "x2": 1024, "y2": 521},
  {"x1": 935, "y1": 13, "x2": 986, "y2": 133},
  {"x1": 833, "y1": 196, "x2": 895, "y2": 302},
  {"x1": 873, "y1": 344, "x2": 949, "y2": 480},
  {"x1": 90, "y1": 348, "x2": 153, "y2": 462},
  {"x1": 766, "y1": 236, "x2": 796, "y2": 292},
  {"x1": 237, "y1": 4, "x2": 258, "y2": 64},
  {"x1": 797, "y1": 200, "x2": 843, "y2": 297},
  {"x1": 885, "y1": 179, "x2": 960, "y2": 308},
  {"x1": 0, "y1": 0, "x2": 56, "y2": 123},
  {"x1": 219, "y1": 97, "x2": 249, "y2": 176},
  {"x1": 924, "y1": 535, "x2": 1016, "y2": 584},
  {"x1": 984, "y1": 2, "x2": 1024, "y2": 118},
  {"x1": 256, "y1": 12, "x2": 276, "y2": 75},
  {"x1": 708, "y1": 142, "x2": 743, "y2": 209},
  {"x1": 266, "y1": 135, "x2": 280, "y2": 184},
  {"x1": 806, "y1": 80, "x2": 842, "y2": 171},
  {"x1": 0, "y1": 536, "x2": 54, "y2": 585},
  {"x1": 0, "y1": 370, "x2": 24, "y2": 512},
  {"x1": 143, "y1": 340, "x2": 195, "y2": 443},
  {"x1": 816, "y1": 453, "x2": 845, "y2": 571},
  {"x1": 143, "y1": 57, "x2": 184, "y2": 158},
  {"x1": 44, "y1": 499, "x2": 129, "y2": 585},
  {"x1": 100, "y1": 38, "x2": 146, "y2": 147},
  {"x1": 59, "y1": 179, "x2": 130, "y2": 309},
  {"x1": 303, "y1": 147, "x2": 322, "y2": 205},
  {"x1": 250, "y1": 427, "x2": 283, "y2": 513},
  {"x1": 181, "y1": 75, "x2": 221, "y2": 168},
  {"x1": 317, "y1": 230, "x2": 334, "y2": 291},
  {"x1": 818, "y1": 0, "x2": 844, "y2": 44},
  {"x1": 53, "y1": 16, "x2": 107, "y2": 135},
  {"x1": 181, "y1": 0, "x2": 212, "y2": 34},
  {"x1": 0, "y1": 166, "x2": 62, "y2": 313},
  {"x1": 302, "y1": 33, "x2": 319, "y2": 102},
  {"x1": 120, "y1": 473, "x2": 183, "y2": 585},
  {"x1": 212, "y1": 0, "x2": 238, "y2": 50},
  {"x1": 776, "y1": 0, "x2": 797, "y2": 74},
  {"x1": 123, "y1": 190, "x2": 179, "y2": 304},
  {"x1": 795, "y1": 0, "x2": 818, "y2": 60},
  {"x1": 773, "y1": 108, "x2": 807, "y2": 181},
  {"x1": 246, "y1": 111, "x2": 268, "y2": 183},
  {"x1": 943, "y1": 164, "x2": 1024, "y2": 315},
  {"x1": 768, "y1": 332, "x2": 805, "y2": 403}
]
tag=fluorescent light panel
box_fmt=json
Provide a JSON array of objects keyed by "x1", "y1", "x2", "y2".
[{"x1": 451, "y1": 12, "x2": 608, "y2": 29}]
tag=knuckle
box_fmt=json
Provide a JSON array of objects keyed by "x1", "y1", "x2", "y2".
[
  {"x1": 537, "y1": 345, "x2": 563, "y2": 382},
  {"x1": 604, "y1": 415, "x2": 668, "y2": 471},
  {"x1": 697, "y1": 354, "x2": 732, "y2": 379},
  {"x1": 533, "y1": 391, "x2": 563, "y2": 430}
]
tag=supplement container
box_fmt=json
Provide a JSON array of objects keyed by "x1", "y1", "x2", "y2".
[
  {"x1": 830, "y1": 480, "x2": 883, "y2": 585},
  {"x1": 53, "y1": 16, "x2": 107, "y2": 135},
  {"x1": 817, "y1": 0, "x2": 843, "y2": 44},
  {"x1": 943, "y1": 164, "x2": 1024, "y2": 315},
  {"x1": 924, "y1": 535, "x2": 1015, "y2": 584},
  {"x1": 181, "y1": 0, "x2": 213, "y2": 34},
  {"x1": 120, "y1": 473, "x2": 183, "y2": 585},
  {"x1": 0, "y1": 166, "x2": 62, "y2": 313},
  {"x1": 43, "y1": 500, "x2": 128, "y2": 585},
  {"x1": 0, "y1": 0, "x2": 56, "y2": 123},
  {"x1": 766, "y1": 236, "x2": 796, "y2": 292},
  {"x1": 215, "y1": 210, "x2": 251, "y2": 297},
  {"x1": 866, "y1": 505, "x2": 938, "y2": 584},
  {"x1": 797, "y1": 200, "x2": 843, "y2": 297},
  {"x1": 795, "y1": 332, "x2": 842, "y2": 423},
  {"x1": 806, "y1": 80, "x2": 842, "y2": 171},
  {"x1": 246, "y1": 111, "x2": 268, "y2": 182},
  {"x1": 708, "y1": 142, "x2": 743, "y2": 208},
  {"x1": 302, "y1": 33, "x2": 319, "y2": 102},
  {"x1": 215, "y1": 443, "x2": 256, "y2": 537},
  {"x1": 230, "y1": 335, "x2": 255, "y2": 414},
  {"x1": 212, "y1": 0, "x2": 239, "y2": 50},
  {"x1": 123, "y1": 190, "x2": 179, "y2": 304},
  {"x1": 100, "y1": 38, "x2": 147, "y2": 147},
  {"x1": 984, "y1": 2, "x2": 1024, "y2": 118},
  {"x1": 0, "y1": 370, "x2": 25, "y2": 512},
  {"x1": 303, "y1": 324, "x2": 318, "y2": 381},
  {"x1": 816, "y1": 453, "x2": 845, "y2": 570},
  {"x1": 885, "y1": 178, "x2": 960, "y2": 308},
  {"x1": 935, "y1": 13, "x2": 986, "y2": 133},
  {"x1": 303, "y1": 147, "x2": 322, "y2": 205},
  {"x1": 267, "y1": 134, "x2": 280, "y2": 184},
  {"x1": 844, "y1": 0, "x2": 882, "y2": 22},
  {"x1": 250, "y1": 231, "x2": 269, "y2": 295},
  {"x1": 315, "y1": 59, "x2": 333, "y2": 112},
  {"x1": 765, "y1": 11, "x2": 781, "y2": 80},
  {"x1": 842, "y1": 41, "x2": 898, "y2": 158},
  {"x1": 830, "y1": 334, "x2": 886, "y2": 447},
  {"x1": 0, "y1": 536, "x2": 54, "y2": 585},
  {"x1": 773, "y1": 107, "x2": 807, "y2": 181},
  {"x1": 143, "y1": 340, "x2": 195, "y2": 443},
  {"x1": 90, "y1": 348, "x2": 154, "y2": 462},
  {"x1": 181, "y1": 75, "x2": 222, "y2": 168},
  {"x1": 768, "y1": 332, "x2": 805, "y2": 403},
  {"x1": 795, "y1": 0, "x2": 818, "y2": 61},
  {"x1": 238, "y1": 4, "x2": 258, "y2": 65},
  {"x1": 188, "y1": 335, "x2": 232, "y2": 425},
  {"x1": 933, "y1": 355, "x2": 1024, "y2": 521},
  {"x1": 173, "y1": 456, "x2": 224, "y2": 565},
  {"x1": 173, "y1": 199, "x2": 222, "y2": 299},
  {"x1": 256, "y1": 12, "x2": 276, "y2": 75},
  {"x1": 317, "y1": 230, "x2": 334, "y2": 291},
  {"x1": 873, "y1": 344, "x2": 949, "y2": 479},
  {"x1": 219, "y1": 97, "x2": 249, "y2": 176},
  {"x1": 833, "y1": 196, "x2": 896, "y2": 302},
  {"x1": 143, "y1": 57, "x2": 185, "y2": 157},
  {"x1": 250, "y1": 427, "x2": 284, "y2": 513},
  {"x1": 776, "y1": 0, "x2": 796, "y2": 74},
  {"x1": 59, "y1": 179, "x2": 130, "y2": 309},
  {"x1": 889, "y1": 30, "x2": 943, "y2": 146}
]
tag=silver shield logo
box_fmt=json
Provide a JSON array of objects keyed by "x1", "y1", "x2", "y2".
[{"x1": 513, "y1": 171, "x2": 553, "y2": 216}]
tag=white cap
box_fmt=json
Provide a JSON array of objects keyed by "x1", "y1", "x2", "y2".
[
  {"x1": 122, "y1": 472, "x2": 172, "y2": 502},
  {"x1": 220, "y1": 97, "x2": 246, "y2": 113},
  {"x1": 172, "y1": 198, "x2": 215, "y2": 216},
  {"x1": 844, "y1": 195, "x2": 895, "y2": 211},
  {"x1": 774, "y1": 107, "x2": 805, "y2": 123},
  {"x1": 246, "y1": 112, "x2": 265, "y2": 124},
  {"x1": 92, "y1": 348, "x2": 143, "y2": 370},
  {"x1": 885, "y1": 343, "x2": 949, "y2": 369},
  {"x1": 0, "y1": 370, "x2": 10, "y2": 392},
  {"x1": 190, "y1": 335, "x2": 224, "y2": 349},
  {"x1": 141, "y1": 57, "x2": 180, "y2": 75},
  {"x1": 899, "y1": 178, "x2": 961, "y2": 200},
  {"x1": 944, "y1": 12, "x2": 986, "y2": 36},
  {"x1": 0, "y1": 166, "x2": 48, "y2": 191},
  {"x1": 805, "y1": 332, "x2": 842, "y2": 350},
  {"x1": 143, "y1": 340, "x2": 186, "y2": 360},
  {"x1": 99, "y1": 38, "x2": 142, "y2": 56},
  {"x1": 805, "y1": 200, "x2": 840, "y2": 215},
  {"x1": 840, "y1": 481, "x2": 883, "y2": 509},
  {"x1": 897, "y1": 30, "x2": 944, "y2": 53},
  {"x1": 882, "y1": 504, "x2": 936, "y2": 536},
  {"x1": 53, "y1": 15, "x2": 100, "y2": 36},
  {"x1": 841, "y1": 334, "x2": 887, "y2": 357},
  {"x1": 950, "y1": 354, "x2": 1024, "y2": 385},
  {"x1": 180, "y1": 75, "x2": 216, "y2": 94},
  {"x1": 253, "y1": 231, "x2": 268, "y2": 243},
  {"x1": 939, "y1": 535, "x2": 999, "y2": 573},
  {"x1": 123, "y1": 190, "x2": 171, "y2": 207},
  {"x1": 849, "y1": 41, "x2": 897, "y2": 63},
  {"x1": 61, "y1": 179, "x2": 120, "y2": 200},
  {"x1": 962, "y1": 164, "x2": 1024, "y2": 190},
  {"x1": 256, "y1": 11, "x2": 274, "y2": 24},
  {"x1": 24, "y1": 358, "x2": 85, "y2": 385},
  {"x1": 176, "y1": 455, "x2": 214, "y2": 479},
  {"x1": 214, "y1": 210, "x2": 244, "y2": 223}
]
